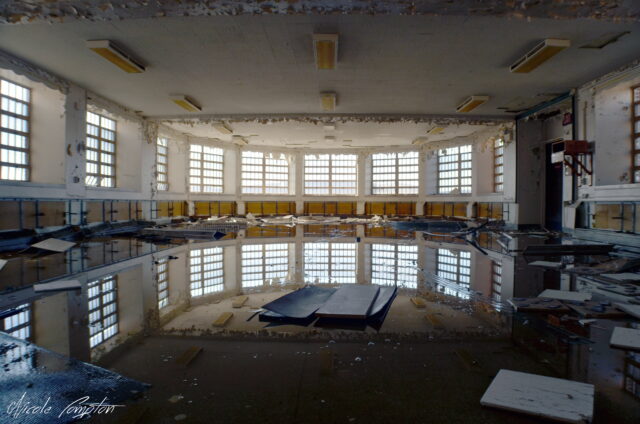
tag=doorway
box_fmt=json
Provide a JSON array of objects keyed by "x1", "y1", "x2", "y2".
[{"x1": 545, "y1": 142, "x2": 564, "y2": 231}]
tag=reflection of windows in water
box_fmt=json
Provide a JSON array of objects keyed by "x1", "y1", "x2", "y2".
[
  {"x1": 241, "y1": 243, "x2": 289, "y2": 288},
  {"x1": 436, "y1": 248, "x2": 471, "y2": 299},
  {"x1": 491, "y1": 261, "x2": 502, "y2": 302},
  {"x1": 88, "y1": 275, "x2": 118, "y2": 348},
  {"x1": 371, "y1": 244, "x2": 418, "y2": 288},
  {"x1": 189, "y1": 247, "x2": 224, "y2": 297},
  {"x1": 304, "y1": 242, "x2": 357, "y2": 284},
  {"x1": 156, "y1": 257, "x2": 169, "y2": 309},
  {"x1": 624, "y1": 322, "x2": 640, "y2": 399},
  {"x1": 2, "y1": 342, "x2": 34, "y2": 376},
  {"x1": 2, "y1": 303, "x2": 30, "y2": 340}
]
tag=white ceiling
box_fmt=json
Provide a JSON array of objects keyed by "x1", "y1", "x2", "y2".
[
  {"x1": 164, "y1": 119, "x2": 494, "y2": 148},
  {"x1": 0, "y1": 15, "x2": 639, "y2": 118}
]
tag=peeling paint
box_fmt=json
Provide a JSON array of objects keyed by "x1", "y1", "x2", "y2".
[{"x1": 1, "y1": 0, "x2": 638, "y2": 25}]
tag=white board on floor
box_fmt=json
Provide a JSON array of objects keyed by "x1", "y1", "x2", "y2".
[
  {"x1": 538, "y1": 289, "x2": 591, "y2": 302},
  {"x1": 529, "y1": 261, "x2": 563, "y2": 269},
  {"x1": 614, "y1": 303, "x2": 640, "y2": 320},
  {"x1": 480, "y1": 369, "x2": 594, "y2": 423},
  {"x1": 0, "y1": 259, "x2": 6, "y2": 271},
  {"x1": 610, "y1": 327, "x2": 640, "y2": 351},
  {"x1": 601, "y1": 273, "x2": 640, "y2": 282},
  {"x1": 33, "y1": 280, "x2": 81, "y2": 292},
  {"x1": 31, "y1": 238, "x2": 76, "y2": 252}
]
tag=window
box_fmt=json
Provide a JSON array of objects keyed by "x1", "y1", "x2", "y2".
[
  {"x1": 1, "y1": 79, "x2": 30, "y2": 181},
  {"x1": 371, "y1": 244, "x2": 418, "y2": 288},
  {"x1": 1, "y1": 303, "x2": 30, "y2": 340},
  {"x1": 371, "y1": 151, "x2": 419, "y2": 195},
  {"x1": 241, "y1": 243, "x2": 289, "y2": 288},
  {"x1": 304, "y1": 242, "x2": 357, "y2": 284},
  {"x1": 241, "y1": 151, "x2": 289, "y2": 194},
  {"x1": 156, "y1": 137, "x2": 169, "y2": 191},
  {"x1": 189, "y1": 144, "x2": 223, "y2": 193},
  {"x1": 632, "y1": 86, "x2": 640, "y2": 183},
  {"x1": 437, "y1": 145, "x2": 472, "y2": 194},
  {"x1": 436, "y1": 248, "x2": 471, "y2": 298},
  {"x1": 86, "y1": 111, "x2": 116, "y2": 187},
  {"x1": 156, "y1": 257, "x2": 169, "y2": 309},
  {"x1": 88, "y1": 275, "x2": 118, "y2": 348},
  {"x1": 491, "y1": 261, "x2": 502, "y2": 304},
  {"x1": 189, "y1": 247, "x2": 223, "y2": 297},
  {"x1": 493, "y1": 138, "x2": 504, "y2": 192},
  {"x1": 304, "y1": 154, "x2": 358, "y2": 195}
]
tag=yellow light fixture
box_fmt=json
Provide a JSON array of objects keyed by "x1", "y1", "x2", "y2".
[
  {"x1": 510, "y1": 39, "x2": 570, "y2": 73},
  {"x1": 427, "y1": 126, "x2": 445, "y2": 135},
  {"x1": 213, "y1": 122, "x2": 233, "y2": 134},
  {"x1": 320, "y1": 92, "x2": 337, "y2": 111},
  {"x1": 86, "y1": 40, "x2": 145, "y2": 73},
  {"x1": 170, "y1": 95, "x2": 201, "y2": 112},
  {"x1": 456, "y1": 95, "x2": 490, "y2": 113},
  {"x1": 313, "y1": 34, "x2": 338, "y2": 70}
]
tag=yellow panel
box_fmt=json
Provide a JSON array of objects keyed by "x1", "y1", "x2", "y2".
[
  {"x1": 454, "y1": 203, "x2": 467, "y2": 218},
  {"x1": 220, "y1": 202, "x2": 235, "y2": 215},
  {"x1": 337, "y1": 202, "x2": 354, "y2": 215},
  {"x1": 385, "y1": 202, "x2": 397, "y2": 216},
  {"x1": 85, "y1": 201, "x2": 104, "y2": 223},
  {"x1": 368, "y1": 202, "x2": 385, "y2": 216},
  {"x1": 593, "y1": 204, "x2": 617, "y2": 230},
  {"x1": 0, "y1": 201, "x2": 21, "y2": 230},
  {"x1": 130, "y1": 201, "x2": 141, "y2": 220},
  {"x1": 262, "y1": 202, "x2": 277, "y2": 215},
  {"x1": 246, "y1": 202, "x2": 261, "y2": 215},
  {"x1": 277, "y1": 202, "x2": 293, "y2": 215},
  {"x1": 325, "y1": 202, "x2": 337, "y2": 215},
  {"x1": 195, "y1": 201, "x2": 210, "y2": 216},
  {"x1": 477, "y1": 203, "x2": 489, "y2": 218},
  {"x1": 209, "y1": 202, "x2": 220, "y2": 216},
  {"x1": 491, "y1": 203, "x2": 503, "y2": 220},
  {"x1": 432, "y1": 203, "x2": 444, "y2": 216},
  {"x1": 397, "y1": 202, "x2": 414, "y2": 216},
  {"x1": 306, "y1": 202, "x2": 325, "y2": 215},
  {"x1": 157, "y1": 201, "x2": 170, "y2": 218},
  {"x1": 172, "y1": 201, "x2": 186, "y2": 217},
  {"x1": 111, "y1": 201, "x2": 129, "y2": 221},
  {"x1": 38, "y1": 201, "x2": 67, "y2": 227},
  {"x1": 622, "y1": 204, "x2": 633, "y2": 232}
]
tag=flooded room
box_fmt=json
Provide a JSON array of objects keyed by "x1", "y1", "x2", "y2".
[{"x1": 1, "y1": 1, "x2": 640, "y2": 423}]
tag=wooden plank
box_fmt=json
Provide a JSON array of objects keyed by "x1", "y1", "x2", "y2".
[
  {"x1": 529, "y1": 261, "x2": 563, "y2": 269},
  {"x1": 566, "y1": 301, "x2": 628, "y2": 318},
  {"x1": 212, "y1": 312, "x2": 233, "y2": 327},
  {"x1": 456, "y1": 349, "x2": 481, "y2": 370},
  {"x1": 316, "y1": 285, "x2": 379, "y2": 319},
  {"x1": 175, "y1": 346, "x2": 202, "y2": 367},
  {"x1": 614, "y1": 303, "x2": 640, "y2": 319},
  {"x1": 480, "y1": 369, "x2": 594, "y2": 423},
  {"x1": 425, "y1": 313, "x2": 443, "y2": 328},
  {"x1": 538, "y1": 289, "x2": 592, "y2": 302},
  {"x1": 507, "y1": 298, "x2": 570, "y2": 313},
  {"x1": 0, "y1": 201, "x2": 21, "y2": 230},
  {"x1": 410, "y1": 297, "x2": 426, "y2": 309},
  {"x1": 610, "y1": 327, "x2": 640, "y2": 351},
  {"x1": 33, "y1": 280, "x2": 81, "y2": 292},
  {"x1": 232, "y1": 296, "x2": 248, "y2": 308},
  {"x1": 31, "y1": 238, "x2": 76, "y2": 252},
  {"x1": 600, "y1": 273, "x2": 640, "y2": 282}
]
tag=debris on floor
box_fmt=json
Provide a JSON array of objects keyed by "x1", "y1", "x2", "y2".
[
  {"x1": 609, "y1": 327, "x2": 640, "y2": 351},
  {"x1": 538, "y1": 289, "x2": 592, "y2": 302}
]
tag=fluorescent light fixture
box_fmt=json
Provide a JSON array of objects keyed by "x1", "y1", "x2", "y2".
[
  {"x1": 232, "y1": 135, "x2": 248, "y2": 145},
  {"x1": 323, "y1": 124, "x2": 336, "y2": 131},
  {"x1": 324, "y1": 136, "x2": 336, "y2": 142},
  {"x1": 510, "y1": 39, "x2": 570, "y2": 73},
  {"x1": 456, "y1": 95, "x2": 490, "y2": 113},
  {"x1": 170, "y1": 95, "x2": 201, "y2": 112},
  {"x1": 213, "y1": 122, "x2": 233, "y2": 134},
  {"x1": 580, "y1": 32, "x2": 629, "y2": 49},
  {"x1": 313, "y1": 34, "x2": 338, "y2": 70},
  {"x1": 321, "y1": 92, "x2": 337, "y2": 111},
  {"x1": 86, "y1": 40, "x2": 145, "y2": 73},
  {"x1": 427, "y1": 126, "x2": 445, "y2": 135}
]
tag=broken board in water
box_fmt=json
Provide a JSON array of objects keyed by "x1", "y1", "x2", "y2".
[
  {"x1": 31, "y1": 238, "x2": 76, "y2": 252},
  {"x1": 610, "y1": 327, "x2": 640, "y2": 351},
  {"x1": 614, "y1": 303, "x2": 640, "y2": 319},
  {"x1": 538, "y1": 289, "x2": 592, "y2": 302},
  {"x1": 316, "y1": 285, "x2": 379, "y2": 319},
  {"x1": 33, "y1": 280, "x2": 81, "y2": 292},
  {"x1": 262, "y1": 286, "x2": 336, "y2": 319},
  {"x1": 480, "y1": 369, "x2": 594, "y2": 423}
]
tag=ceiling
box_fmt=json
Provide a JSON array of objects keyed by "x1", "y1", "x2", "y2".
[
  {"x1": 163, "y1": 119, "x2": 497, "y2": 148},
  {"x1": 0, "y1": 14, "x2": 639, "y2": 119}
]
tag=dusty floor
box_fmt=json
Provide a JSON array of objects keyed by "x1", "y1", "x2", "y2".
[{"x1": 95, "y1": 336, "x2": 640, "y2": 424}]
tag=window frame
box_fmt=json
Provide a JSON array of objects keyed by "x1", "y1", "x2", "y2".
[
  {"x1": 189, "y1": 143, "x2": 224, "y2": 193},
  {"x1": 632, "y1": 85, "x2": 640, "y2": 183},
  {"x1": 370, "y1": 243, "x2": 418, "y2": 288},
  {"x1": 493, "y1": 138, "x2": 504, "y2": 193},
  {"x1": 156, "y1": 137, "x2": 169, "y2": 191},
  {"x1": 86, "y1": 111, "x2": 117, "y2": 188},
  {"x1": 156, "y1": 257, "x2": 169, "y2": 309},
  {"x1": 1, "y1": 303, "x2": 31, "y2": 340},
  {"x1": 0, "y1": 78, "x2": 31, "y2": 182},
  {"x1": 304, "y1": 153, "x2": 358, "y2": 196},
  {"x1": 371, "y1": 151, "x2": 419, "y2": 195},
  {"x1": 436, "y1": 248, "x2": 471, "y2": 298},
  {"x1": 303, "y1": 242, "x2": 357, "y2": 284},
  {"x1": 241, "y1": 243, "x2": 289, "y2": 287},
  {"x1": 241, "y1": 151, "x2": 290, "y2": 195},
  {"x1": 189, "y1": 246, "x2": 224, "y2": 297},
  {"x1": 436, "y1": 144, "x2": 472, "y2": 195},
  {"x1": 88, "y1": 275, "x2": 118, "y2": 348}
]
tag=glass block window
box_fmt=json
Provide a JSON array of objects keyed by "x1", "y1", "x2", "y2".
[
  {"x1": 304, "y1": 154, "x2": 358, "y2": 195},
  {"x1": 437, "y1": 145, "x2": 472, "y2": 194},
  {"x1": 156, "y1": 257, "x2": 169, "y2": 309},
  {"x1": 189, "y1": 247, "x2": 224, "y2": 297},
  {"x1": 1, "y1": 79, "x2": 30, "y2": 181},
  {"x1": 303, "y1": 242, "x2": 357, "y2": 284},
  {"x1": 632, "y1": 86, "x2": 640, "y2": 183},
  {"x1": 156, "y1": 137, "x2": 169, "y2": 191},
  {"x1": 189, "y1": 144, "x2": 223, "y2": 193},
  {"x1": 86, "y1": 111, "x2": 116, "y2": 187},
  {"x1": 371, "y1": 151, "x2": 419, "y2": 195},
  {"x1": 1, "y1": 303, "x2": 30, "y2": 340},
  {"x1": 494, "y1": 138, "x2": 504, "y2": 193},
  {"x1": 241, "y1": 151, "x2": 289, "y2": 194},
  {"x1": 241, "y1": 243, "x2": 289, "y2": 288},
  {"x1": 491, "y1": 261, "x2": 502, "y2": 303},
  {"x1": 88, "y1": 275, "x2": 118, "y2": 348},
  {"x1": 371, "y1": 244, "x2": 418, "y2": 288},
  {"x1": 436, "y1": 248, "x2": 471, "y2": 298}
]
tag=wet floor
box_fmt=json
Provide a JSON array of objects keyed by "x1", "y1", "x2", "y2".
[{"x1": 0, "y1": 223, "x2": 639, "y2": 423}]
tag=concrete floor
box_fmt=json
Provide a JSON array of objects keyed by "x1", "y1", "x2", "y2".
[{"x1": 95, "y1": 336, "x2": 640, "y2": 424}]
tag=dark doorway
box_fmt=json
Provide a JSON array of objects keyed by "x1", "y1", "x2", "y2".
[{"x1": 545, "y1": 143, "x2": 564, "y2": 231}]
